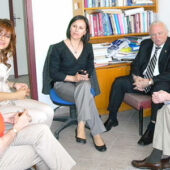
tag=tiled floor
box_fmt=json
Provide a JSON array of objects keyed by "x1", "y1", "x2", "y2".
[{"x1": 51, "y1": 107, "x2": 153, "y2": 170}]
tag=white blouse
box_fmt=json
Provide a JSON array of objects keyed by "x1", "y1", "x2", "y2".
[{"x1": 0, "y1": 56, "x2": 14, "y2": 105}]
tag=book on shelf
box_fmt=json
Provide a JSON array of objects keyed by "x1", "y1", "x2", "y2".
[
  {"x1": 129, "y1": 15, "x2": 135, "y2": 33},
  {"x1": 102, "y1": 13, "x2": 113, "y2": 36},
  {"x1": 86, "y1": 13, "x2": 95, "y2": 37},
  {"x1": 117, "y1": 13, "x2": 125, "y2": 34},
  {"x1": 114, "y1": 14, "x2": 121, "y2": 34},
  {"x1": 124, "y1": 7, "x2": 144, "y2": 16},
  {"x1": 98, "y1": 13, "x2": 105, "y2": 36},
  {"x1": 125, "y1": 35, "x2": 150, "y2": 44},
  {"x1": 134, "y1": 13, "x2": 140, "y2": 33},
  {"x1": 116, "y1": 0, "x2": 124, "y2": 6},
  {"x1": 109, "y1": 14, "x2": 118, "y2": 35},
  {"x1": 93, "y1": 48, "x2": 108, "y2": 56},
  {"x1": 86, "y1": 7, "x2": 155, "y2": 37},
  {"x1": 100, "y1": 9, "x2": 122, "y2": 14},
  {"x1": 88, "y1": 0, "x2": 93, "y2": 8},
  {"x1": 84, "y1": 0, "x2": 154, "y2": 8},
  {"x1": 93, "y1": 14, "x2": 99, "y2": 36},
  {"x1": 132, "y1": 0, "x2": 153, "y2": 5},
  {"x1": 93, "y1": 42, "x2": 110, "y2": 56}
]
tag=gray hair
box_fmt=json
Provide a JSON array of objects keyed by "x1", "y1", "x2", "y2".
[{"x1": 149, "y1": 20, "x2": 168, "y2": 33}]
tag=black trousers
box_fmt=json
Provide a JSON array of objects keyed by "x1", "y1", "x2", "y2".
[{"x1": 108, "y1": 75, "x2": 170, "y2": 121}]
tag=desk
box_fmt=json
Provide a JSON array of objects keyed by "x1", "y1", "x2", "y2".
[{"x1": 95, "y1": 62, "x2": 132, "y2": 115}]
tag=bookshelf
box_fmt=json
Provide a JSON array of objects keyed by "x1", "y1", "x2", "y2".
[
  {"x1": 72, "y1": 0, "x2": 158, "y2": 43},
  {"x1": 72, "y1": 0, "x2": 157, "y2": 115}
]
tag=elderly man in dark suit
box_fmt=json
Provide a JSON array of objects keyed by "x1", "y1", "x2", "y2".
[{"x1": 104, "y1": 21, "x2": 170, "y2": 145}]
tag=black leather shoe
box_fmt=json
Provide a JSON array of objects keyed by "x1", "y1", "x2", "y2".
[
  {"x1": 104, "y1": 118, "x2": 118, "y2": 131},
  {"x1": 132, "y1": 158, "x2": 161, "y2": 170},
  {"x1": 138, "y1": 127, "x2": 154, "y2": 145},
  {"x1": 91, "y1": 135, "x2": 107, "y2": 152},
  {"x1": 75, "y1": 129, "x2": 86, "y2": 144}
]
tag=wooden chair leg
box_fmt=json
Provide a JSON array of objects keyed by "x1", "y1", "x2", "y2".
[{"x1": 139, "y1": 107, "x2": 143, "y2": 136}]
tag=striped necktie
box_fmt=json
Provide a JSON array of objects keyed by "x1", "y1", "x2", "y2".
[{"x1": 144, "y1": 46, "x2": 161, "y2": 93}]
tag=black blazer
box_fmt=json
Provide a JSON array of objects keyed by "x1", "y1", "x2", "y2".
[
  {"x1": 42, "y1": 44, "x2": 101, "y2": 96},
  {"x1": 131, "y1": 37, "x2": 170, "y2": 83}
]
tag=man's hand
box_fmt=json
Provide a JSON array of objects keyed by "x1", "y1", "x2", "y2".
[
  {"x1": 133, "y1": 75, "x2": 150, "y2": 91},
  {"x1": 152, "y1": 90, "x2": 170, "y2": 104}
]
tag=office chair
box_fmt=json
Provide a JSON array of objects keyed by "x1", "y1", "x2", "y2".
[
  {"x1": 124, "y1": 93, "x2": 152, "y2": 136},
  {"x1": 50, "y1": 88, "x2": 96, "y2": 139},
  {"x1": 50, "y1": 88, "x2": 77, "y2": 139}
]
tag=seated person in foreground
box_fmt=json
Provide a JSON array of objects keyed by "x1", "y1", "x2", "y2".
[
  {"x1": 48, "y1": 15, "x2": 106, "y2": 152},
  {"x1": 0, "y1": 110, "x2": 76, "y2": 170},
  {"x1": 0, "y1": 19, "x2": 54, "y2": 128},
  {"x1": 131, "y1": 90, "x2": 170, "y2": 169},
  {"x1": 104, "y1": 21, "x2": 170, "y2": 145}
]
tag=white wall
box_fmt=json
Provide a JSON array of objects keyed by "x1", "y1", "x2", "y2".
[
  {"x1": 158, "y1": 0, "x2": 170, "y2": 31},
  {"x1": 0, "y1": 0, "x2": 10, "y2": 19},
  {"x1": 32, "y1": 0, "x2": 73, "y2": 106}
]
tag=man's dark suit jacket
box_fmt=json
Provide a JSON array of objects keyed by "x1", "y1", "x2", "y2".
[{"x1": 131, "y1": 37, "x2": 170, "y2": 83}]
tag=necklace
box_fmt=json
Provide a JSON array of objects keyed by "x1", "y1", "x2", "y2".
[{"x1": 70, "y1": 40, "x2": 81, "y2": 55}]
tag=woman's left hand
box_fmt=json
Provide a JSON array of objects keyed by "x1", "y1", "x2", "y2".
[
  {"x1": 14, "y1": 83, "x2": 29, "y2": 91},
  {"x1": 3, "y1": 112, "x2": 17, "y2": 124},
  {"x1": 75, "y1": 73, "x2": 89, "y2": 82}
]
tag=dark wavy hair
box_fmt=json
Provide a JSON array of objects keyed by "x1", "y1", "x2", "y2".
[
  {"x1": 66, "y1": 15, "x2": 90, "y2": 44},
  {"x1": 0, "y1": 19, "x2": 16, "y2": 67}
]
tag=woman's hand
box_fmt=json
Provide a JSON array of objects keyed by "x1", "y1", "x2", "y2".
[
  {"x1": 15, "y1": 88, "x2": 30, "y2": 99},
  {"x1": 14, "y1": 83, "x2": 29, "y2": 91},
  {"x1": 3, "y1": 112, "x2": 17, "y2": 124},
  {"x1": 13, "y1": 110, "x2": 32, "y2": 132},
  {"x1": 74, "y1": 73, "x2": 89, "y2": 82}
]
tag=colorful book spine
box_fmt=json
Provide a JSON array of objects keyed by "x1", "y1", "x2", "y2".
[
  {"x1": 102, "y1": 13, "x2": 113, "y2": 35},
  {"x1": 93, "y1": 14, "x2": 99, "y2": 36},
  {"x1": 98, "y1": 13, "x2": 104, "y2": 36},
  {"x1": 114, "y1": 14, "x2": 121, "y2": 34},
  {"x1": 123, "y1": 16, "x2": 128, "y2": 34},
  {"x1": 84, "y1": 0, "x2": 88, "y2": 8},
  {"x1": 88, "y1": 0, "x2": 93, "y2": 8},
  {"x1": 134, "y1": 13, "x2": 140, "y2": 33},
  {"x1": 117, "y1": 13, "x2": 125, "y2": 34},
  {"x1": 139, "y1": 12, "x2": 143, "y2": 33},
  {"x1": 89, "y1": 14, "x2": 94, "y2": 37}
]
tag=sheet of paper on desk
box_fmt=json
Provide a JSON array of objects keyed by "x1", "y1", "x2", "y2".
[
  {"x1": 94, "y1": 56, "x2": 112, "y2": 64},
  {"x1": 114, "y1": 52, "x2": 137, "y2": 60}
]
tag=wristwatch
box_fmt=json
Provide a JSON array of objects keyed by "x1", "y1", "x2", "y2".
[
  {"x1": 12, "y1": 128, "x2": 17, "y2": 134},
  {"x1": 148, "y1": 79, "x2": 152, "y2": 85}
]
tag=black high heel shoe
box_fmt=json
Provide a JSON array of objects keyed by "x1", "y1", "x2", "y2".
[
  {"x1": 75, "y1": 129, "x2": 86, "y2": 144},
  {"x1": 91, "y1": 134, "x2": 107, "y2": 152}
]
